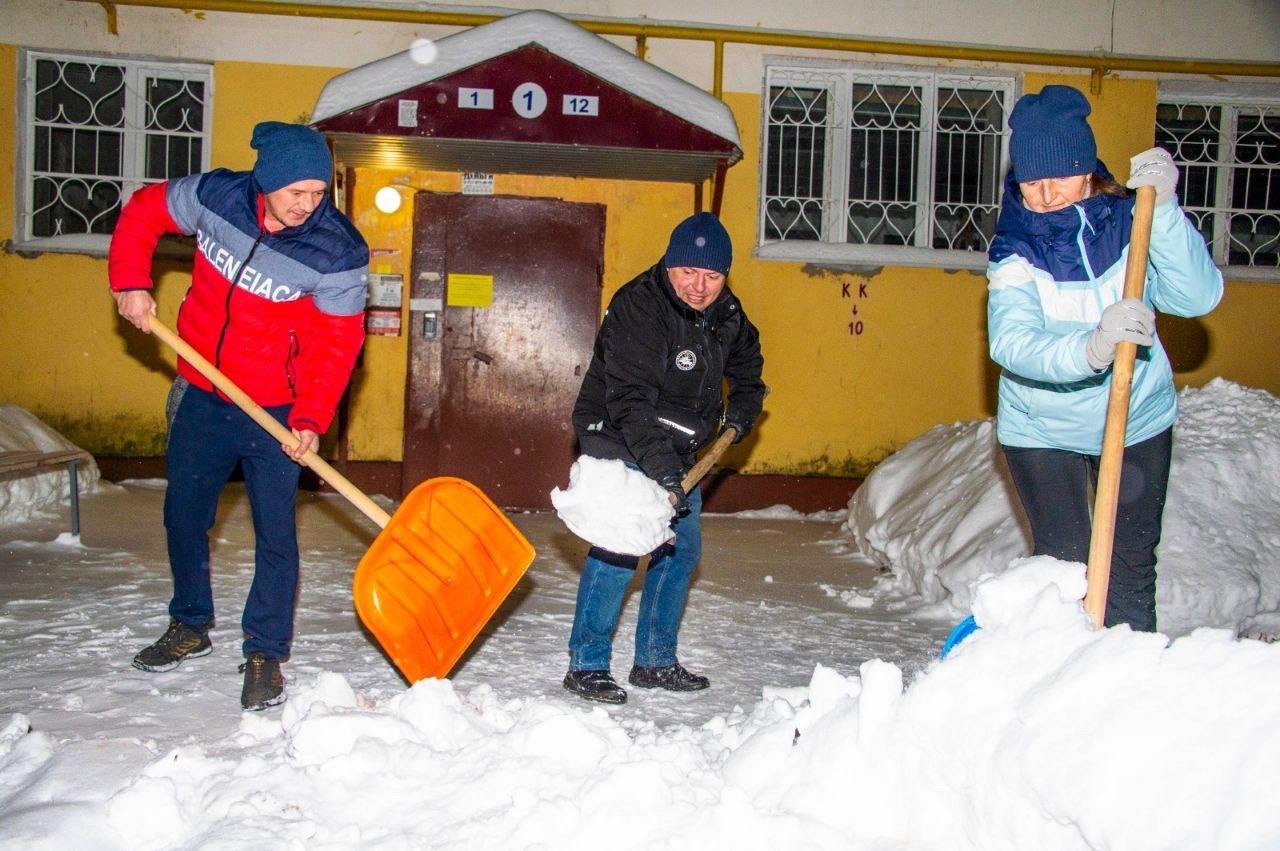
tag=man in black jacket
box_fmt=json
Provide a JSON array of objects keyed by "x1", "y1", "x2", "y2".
[{"x1": 564, "y1": 212, "x2": 766, "y2": 705}]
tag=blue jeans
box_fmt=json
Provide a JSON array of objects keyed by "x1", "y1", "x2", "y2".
[
  {"x1": 163, "y1": 384, "x2": 301, "y2": 659},
  {"x1": 568, "y1": 485, "x2": 703, "y2": 671}
]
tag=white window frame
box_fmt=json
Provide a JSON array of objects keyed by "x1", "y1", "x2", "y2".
[
  {"x1": 1156, "y1": 81, "x2": 1280, "y2": 282},
  {"x1": 15, "y1": 48, "x2": 213, "y2": 255},
  {"x1": 758, "y1": 57, "x2": 1015, "y2": 271}
]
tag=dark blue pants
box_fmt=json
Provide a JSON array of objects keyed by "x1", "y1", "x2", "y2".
[
  {"x1": 163, "y1": 384, "x2": 301, "y2": 659},
  {"x1": 1002, "y1": 427, "x2": 1173, "y2": 632}
]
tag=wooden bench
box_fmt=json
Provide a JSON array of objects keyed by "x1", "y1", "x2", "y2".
[{"x1": 0, "y1": 449, "x2": 94, "y2": 536}]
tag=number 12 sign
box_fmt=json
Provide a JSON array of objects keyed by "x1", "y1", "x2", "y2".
[{"x1": 562, "y1": 94, "x2": 599, "y2": 116}]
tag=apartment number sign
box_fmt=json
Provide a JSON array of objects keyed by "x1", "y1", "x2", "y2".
[{"x1": 445, "y1": 82, "x2": 599, "y2": 121}]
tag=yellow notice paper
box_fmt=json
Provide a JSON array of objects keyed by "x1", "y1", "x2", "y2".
[{"x1": 446, "y1": 274, "x2": 494, "y2": 308}]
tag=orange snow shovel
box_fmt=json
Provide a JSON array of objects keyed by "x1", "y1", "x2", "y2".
[
  {"x1": 147, "y1": 317, "x2": 535, "y2": 684},
  {"x1": 1083, "y1": 184, "x2": 1157, "y2": 629}
]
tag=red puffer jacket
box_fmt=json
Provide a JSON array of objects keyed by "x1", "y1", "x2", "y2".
[{"x1": 109, "y1": 170, "x2": 368, "y2": 434}]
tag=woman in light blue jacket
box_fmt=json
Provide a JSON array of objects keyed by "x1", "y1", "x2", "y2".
[{"x1": 987, "y1": 85, "x2": 1222, "y2": 632}]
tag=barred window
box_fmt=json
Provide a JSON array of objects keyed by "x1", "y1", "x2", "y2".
[
  {"x1": 16, "y1": 49, "x2": 212, "y2": 254},
  {"x1": 1156, "y1": 84, "x2": 1280, "y2": 279},
  {"x1": 760, "y1": 61, "x2": 1013, "y2": 269}
]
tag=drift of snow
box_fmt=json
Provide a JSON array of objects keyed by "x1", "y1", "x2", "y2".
[
  {"x1": 0, "y1": 403, "x2": 101, "y2": 529},
  {"x1": 549, "y1": 455, "x2": 675, "y2": 556},
  {"x1": 2, "y1": 380, "x2": 1280, "y2": 850},
  {"x1": 848, "y1": 377, "x2": 1280, "y2": 641}
]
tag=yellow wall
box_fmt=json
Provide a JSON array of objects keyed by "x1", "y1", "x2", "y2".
[
  {"x1": 0, "y1": 56, "x2": 345, "y2": 455},
  {"x1": 344, "y1": 169, "x2": 691, "y2": 460},
  {"x1": 2, "y1": 50, "x2": 1276, "y2": 477}
]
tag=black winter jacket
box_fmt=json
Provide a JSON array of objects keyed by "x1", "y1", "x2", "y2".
[{"x1": 572, "y1": 261, "x2": 766, "y2": 484}]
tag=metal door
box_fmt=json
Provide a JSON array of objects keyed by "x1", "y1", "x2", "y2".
[{"x1": 403, "y1": 193, "x2": 604, "y2": 509}]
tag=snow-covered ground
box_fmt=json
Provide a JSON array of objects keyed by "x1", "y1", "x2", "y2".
[{"x1": 2, "y1": 381, "x2": 1278, "y2": 850}]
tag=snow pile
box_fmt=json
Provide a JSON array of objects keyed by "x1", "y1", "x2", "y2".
[
  {"x1": 550, "y1": 455, "x2": 675, "y2": 555},
  {"x1": 4, "y1": 557, "x2": 1278, "y2": 850},
  {"x1": 1155, "y1": 379, "x2": 1280, "y2": 638},
  {"x1": 845, "y1": 417, "x2": 1029, "y2": 614},
  {"x1": 847, "y1": 379, "x2": 1280, "y2": 639},
  {"x1": 0, "y1": 403, "x2": 101, "y2": 528}
]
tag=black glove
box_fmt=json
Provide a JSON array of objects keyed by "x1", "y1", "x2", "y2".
[
  {"x1": 658, "y1": 474, "x2": 690, "y2": 516},
  {"x1": 722, "y1": 419, "x2": 751, "y2": 444}
]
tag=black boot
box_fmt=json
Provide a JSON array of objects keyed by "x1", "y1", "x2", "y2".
[
  {"x1": 563, "y1": 669, "x2": 627, "y2": 704},
  {"x1": 628, "y1": 662, "x2": 709, "y2": 692},
  {"x1": 132, "y1": 619, "x2": 212, "y2": 672},
  {"x1": 239, "y1": 653, "x2": 285, "y2": 711}
]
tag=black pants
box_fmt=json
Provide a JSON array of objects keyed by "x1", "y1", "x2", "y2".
[{"x1": 1002, "y1": 427, "x2": 1173, "y2": 632}]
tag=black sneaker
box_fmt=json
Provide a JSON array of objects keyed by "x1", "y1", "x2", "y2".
[
  {"x1": 563, "y1": 669, "x2": 627, "y2": 704},
  {"x1": 132, "y1": 620, "x2": 212, "y2": 672},
  {"x1": 628, "y1": 663, "x2": 709, "y2": 692},
  {"x1": 239, "y1": 653, "x2": 285, "y2": 711}
]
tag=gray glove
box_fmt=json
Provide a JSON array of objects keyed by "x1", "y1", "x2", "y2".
[
  {"x1": 1126, "y1": 147, "x2": 1178, "y2": 207},
  {"x1": 1085, "y1": 298, "x2": 1156, "y2": 371}
]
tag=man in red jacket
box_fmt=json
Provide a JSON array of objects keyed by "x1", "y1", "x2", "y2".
[{"x1": 110, "y1": 122, "x2": 368, "y2": 711}]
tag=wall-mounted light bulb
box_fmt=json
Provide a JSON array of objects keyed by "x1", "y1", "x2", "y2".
[{"x1": 374, "y1": 186, "x2": 403, "y2": 214}]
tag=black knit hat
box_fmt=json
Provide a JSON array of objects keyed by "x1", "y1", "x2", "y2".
[
  {"x1": 663, "y1": 212, "x2": 732, "y2": 276},
  {"x1": 1009, "y1": 85, "x2": 1098, "y2": 182},
  {"x1": 251, "y1": 122, "x2": 333, "y2": 193}
]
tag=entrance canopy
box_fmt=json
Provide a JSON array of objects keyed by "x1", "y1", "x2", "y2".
[{"x1": 310, "y1": 10, "x2": 742, "y2": 185}]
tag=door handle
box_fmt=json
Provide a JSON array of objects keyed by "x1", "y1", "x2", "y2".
[{"x1": 472, "y1": 350, "x2": 494, "y2": 365}]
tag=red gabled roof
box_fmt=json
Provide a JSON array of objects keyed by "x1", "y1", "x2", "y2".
[{"x1": 310, "y1": 10, "x2": 741, "y2": 183}]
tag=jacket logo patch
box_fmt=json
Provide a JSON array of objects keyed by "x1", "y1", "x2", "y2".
[{"x1": 675, "y1": 349, "x2": 697, "y2": 371}]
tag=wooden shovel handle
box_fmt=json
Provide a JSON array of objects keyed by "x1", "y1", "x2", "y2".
[
  {"x1": 1083, "y1": 185, "x2": 1157, "y2": 629},
  {"x1": 147, "y1": 317, "x2": 392, "y2": 529},
  {"x1": 675, "y1": 426, "x2": 738, "y2": 500}
]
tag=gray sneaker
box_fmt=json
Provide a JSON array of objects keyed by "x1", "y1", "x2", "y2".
[
  {"x1": 239, "y1": 653, "x2": 285, "y2": 711},
  {"x1": 132, "y1": 620, "x2": 212, "y2": 672}
]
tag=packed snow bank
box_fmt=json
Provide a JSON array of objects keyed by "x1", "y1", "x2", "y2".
[
  {"x1": 845, "y1": 416, "x2": 1030, "y2": 616},
  {"x1": 0, "y1": 404, "x2": 102, "y2": 528},
  {"x1": 3, "y1": 557, "x2": 1277, "y2": 850},
  {"x1": 846, "y1": 379, "x2": 1280, "y2": 639}
]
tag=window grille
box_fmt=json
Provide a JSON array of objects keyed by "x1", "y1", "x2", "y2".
[
  {"x1": 1156, "y1": 85, "x2": 1280, "y2": 277},
  {"x1": 761, "y1": 61, "x2": 1013, "y2": 268},
  {"x1": 16, "y1": 49, "x2": 212, "y2": 254}
]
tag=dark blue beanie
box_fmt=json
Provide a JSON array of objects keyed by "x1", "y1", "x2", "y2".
[
  {"x1": 663, "y1": 212, "x2": 732, "y2": 276},
  {"x1": 1008, "y1": 85, "x2": 1097, "y2": 182},
  {"x1": 250, "y1": 121, "x2": 333, "y2": 193}
]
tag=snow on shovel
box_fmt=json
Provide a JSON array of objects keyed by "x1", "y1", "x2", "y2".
[
  {"x1": 550, "y1": 427, "x2": 737, "y2": 556},
  {"x1": 143, "y1": 317, "x2": 535, "y2": 684}
]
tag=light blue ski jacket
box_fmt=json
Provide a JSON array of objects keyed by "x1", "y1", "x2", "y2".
[{"x1": 987, "y1": 166, "x2": 1222, "y2": 454}]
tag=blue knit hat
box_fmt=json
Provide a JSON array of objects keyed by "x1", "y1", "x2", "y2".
[
  {"x1": 1008, "y1": 85, "x2": 1098, "y2": 182},
  {"x1": 250, "y1": 122, "x2": 333, "y2": 193},
  {"x1": 663, "y1": 212, "x2": 732, "y2": 276}
]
